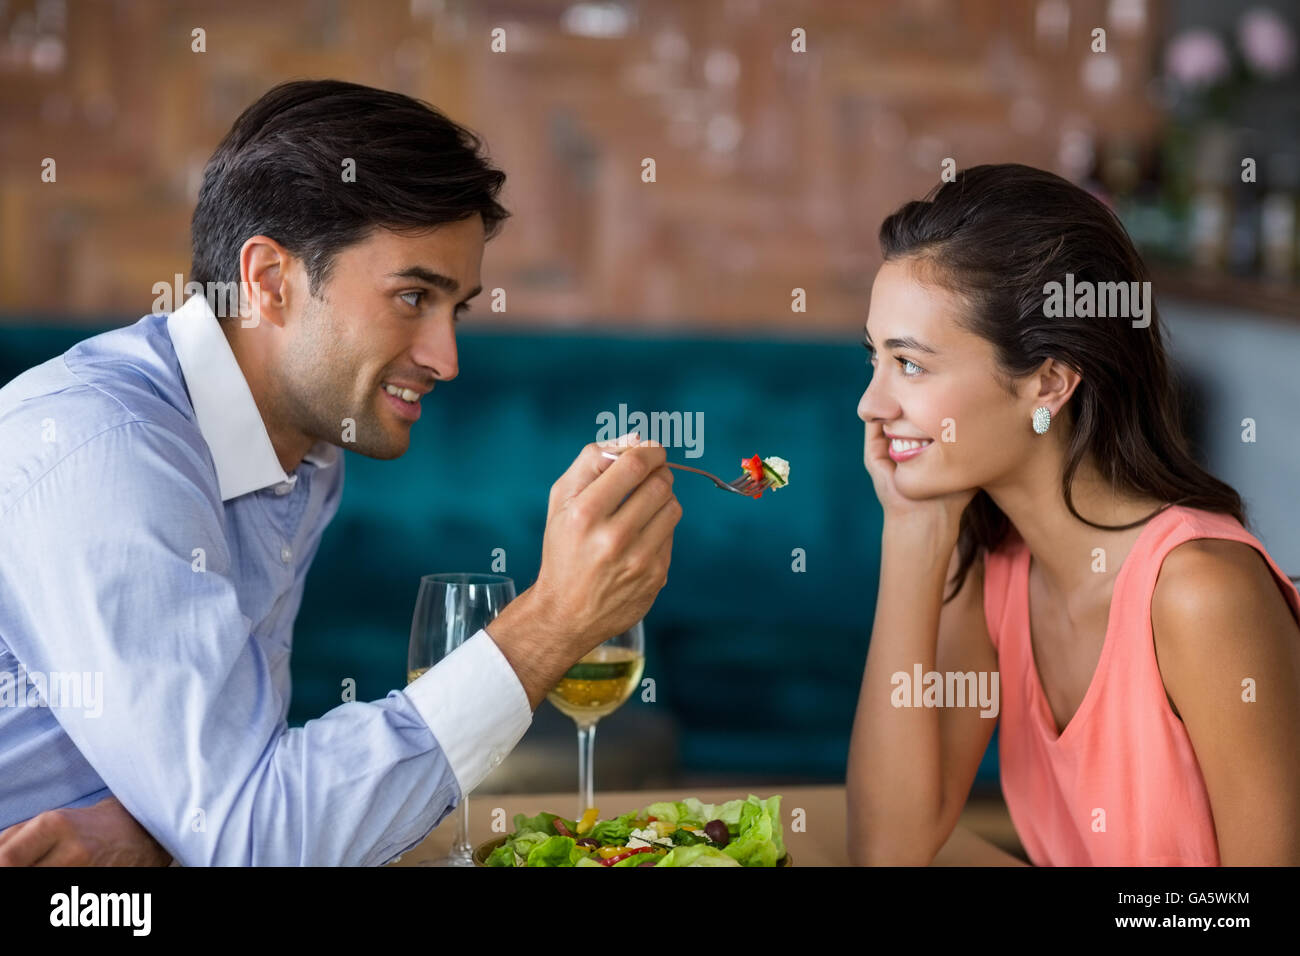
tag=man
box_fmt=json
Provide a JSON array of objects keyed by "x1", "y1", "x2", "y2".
[{"x1": 0, "y1": 80, "x2": 680, "y2": 865}]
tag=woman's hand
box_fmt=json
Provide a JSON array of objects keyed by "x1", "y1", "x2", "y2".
[
  {"x1": 863, "y1": 420, "x2": 978, "y2": 538},
  {"x1": 0, "y1": 795, "x2": 172, "y2": 866}
]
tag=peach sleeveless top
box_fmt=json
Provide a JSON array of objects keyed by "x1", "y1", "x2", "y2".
[{"x1": 982, "y1": 504, "x2": 1300, "y2": 866}]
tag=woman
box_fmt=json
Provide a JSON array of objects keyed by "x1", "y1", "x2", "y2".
[{"x1": 846, "y1": 164, "x2": 1300, "y2": 866}]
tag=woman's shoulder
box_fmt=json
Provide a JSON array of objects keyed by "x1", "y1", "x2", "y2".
[
  {"x1": 1150, "y1": 505, "x2": 1285, "y2": 589},
  {"x1": 1151, "y1": 506, "x2": 1300, "y2": 649},
  {"x1": 1153, "y1": 502, "x2": 1249, "y2": 538},
  {"x1": 1154, "y1": 536, "x2": 1293, "y2": 619}
]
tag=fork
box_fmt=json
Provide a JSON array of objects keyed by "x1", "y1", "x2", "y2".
[{"x1": 600, "y1": 450, "x2": 771, "y2": 498}]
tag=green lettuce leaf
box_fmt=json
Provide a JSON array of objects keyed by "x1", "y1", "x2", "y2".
[
  {"x1": 509, "y1": 830, "x2": 552, "y2": 859},
  {"x1": 512, "y1": 811, "x2": 577, "y2": 837},
  {"x1": 643, "y1": 800, "x2": 714, "y2": 827},
  {"x1": 642, "y1": 802, "x2": 681, "y2": 825},
  {"x1": 709, "y1": 798, "x2": 747, "y2": 828},
  {"x1": 676, "y1": 798, "x2": 715, "y2": 825},
  {"x1": 586, "y1": 810, "x2": 637, "y2": 844},
  {"x1": 569, "y1": 842, "x2": 594, "y2": 865},
  {"x1": 485, "y1": 843, "x2": 517, "y2": 867},
  {"x1": 765, "y1": 795, "x2": 785, "y2": 859},
  {"x1": 720, "y1": 796, "x2": 781, "y2": 867},
  {"x1": 655, "y1": 845, "x2": 742, "y2": 867},
  {"x1": 613, "y1": 850, "x2": 667, "y2": 866},
  {"x1": 525, "y1": 835, "x2": 575, "y2": 866}
]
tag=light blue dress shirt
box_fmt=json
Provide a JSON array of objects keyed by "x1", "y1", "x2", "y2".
[{"x1": 0, "y1": 293, "x2": 533, "y2": 865}]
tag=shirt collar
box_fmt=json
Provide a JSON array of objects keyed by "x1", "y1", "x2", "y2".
[{"x1": 166, "y1": 294, "x2": 338, "y2": 502}]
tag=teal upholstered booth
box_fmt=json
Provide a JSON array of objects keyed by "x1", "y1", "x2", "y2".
[{"x1": 0, "y1": 322, "x2": 1001, "y2": 785}]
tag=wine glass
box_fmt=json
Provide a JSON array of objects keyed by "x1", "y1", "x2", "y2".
[
  {"x1": 547, "y1": 621, "x2": 646, "y2": 820},
  {"x1": 407, "y1": 572, "x2": 516, "y2": 867}
]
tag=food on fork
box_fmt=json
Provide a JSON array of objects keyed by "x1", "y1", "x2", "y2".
[{"x1": 740, "y1": 454, "x2": 790, "y2": 497}]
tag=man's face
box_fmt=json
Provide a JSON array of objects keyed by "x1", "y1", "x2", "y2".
[{"x1": 277, "y1": 216, "x2": 485, "y2": 460}]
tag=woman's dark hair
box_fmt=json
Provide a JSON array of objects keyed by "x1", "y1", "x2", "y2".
[
  {"x1": 190, "y1": 79, "x2": 509, "y2": 307},
  {"x1": 877, "y1": 163, "x2": 1246, "y2": 603}
]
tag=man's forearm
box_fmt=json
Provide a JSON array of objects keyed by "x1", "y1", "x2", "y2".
[{"x1": 482, "y1": 587, "x2": 570, "y2": 710}]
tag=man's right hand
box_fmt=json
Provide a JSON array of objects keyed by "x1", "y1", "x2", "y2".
[{"x1": 486, "y1": 435, "x2": 681, "y2": 709}]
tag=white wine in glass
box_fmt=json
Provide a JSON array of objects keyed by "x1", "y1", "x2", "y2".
[
  {"x1": 547, "y1": 621, "x2": 645, "y2": 819},
  {"x1": 407, "y1": 572, "x2": 516, "y2": 867}
]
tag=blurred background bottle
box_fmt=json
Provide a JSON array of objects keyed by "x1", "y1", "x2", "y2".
[{"x1": 1260, "y1": 150, "x2": 1299, "y2": 282}]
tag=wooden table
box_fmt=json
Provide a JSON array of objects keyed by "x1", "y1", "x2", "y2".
[{"x1": 387, "y1": 785, "x2": 1026, "y2": 866}]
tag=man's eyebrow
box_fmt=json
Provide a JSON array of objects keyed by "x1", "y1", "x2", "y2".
[
  {"x1": 388, "y1": 266, "x2": 482, "y2": 300},
  {"x1": 862, "y1": 329, "x2": 939, "y2": 355}
]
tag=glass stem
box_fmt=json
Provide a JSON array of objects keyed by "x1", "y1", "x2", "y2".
[
  {"x1": 576, "y1": 720, "x2": 598, "y2": 819},
  {"x1": 451, "y1": 796, "x2": 472, "y2": 860}
]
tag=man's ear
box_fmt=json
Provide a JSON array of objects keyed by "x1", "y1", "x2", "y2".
[{"x1": 239, "y1": 235, "x2": 294, "y2": 330}]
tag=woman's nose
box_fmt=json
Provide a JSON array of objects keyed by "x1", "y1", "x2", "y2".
[{"x1": 857, "y1": 373, "x2": 892, "y2": 423}]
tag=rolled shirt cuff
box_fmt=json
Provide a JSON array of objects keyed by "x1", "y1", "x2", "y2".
[{"x1": 402, "y1": 627, "x2": 534, "y2": 800}]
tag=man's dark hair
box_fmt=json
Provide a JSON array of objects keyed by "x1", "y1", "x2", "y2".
[{"x1": 190, "y1": 79, "x2": 508, "y2": 311}]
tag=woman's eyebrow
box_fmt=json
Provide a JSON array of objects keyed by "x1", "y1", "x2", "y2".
[{"x1": 862, "y1": 330, "x2": 940, "y2": 355}]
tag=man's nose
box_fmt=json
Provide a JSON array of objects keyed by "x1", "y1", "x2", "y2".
[{"x1": 415, "y1": 315, "x2": 459, "y2": 382}]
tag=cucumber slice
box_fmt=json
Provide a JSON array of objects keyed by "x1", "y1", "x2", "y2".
[{"x1": 761, "y1": 461, "x2": 788, "y2": 488}]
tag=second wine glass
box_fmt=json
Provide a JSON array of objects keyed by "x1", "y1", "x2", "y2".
[
  {"x1": 407, "y1": 572, "x2": 516, "y2": 867},
  {"x1": 546, "y1": 621, "x2": 645, "y2": 820}
]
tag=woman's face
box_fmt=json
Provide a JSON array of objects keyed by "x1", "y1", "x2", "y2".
[{"x1": 856, "y1": 257, "x2": 1034, "y2": 501}]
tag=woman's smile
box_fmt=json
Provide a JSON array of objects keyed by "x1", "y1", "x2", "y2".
[{"x1": 883, "y1": 434, "x2": 935, "y2": 463}]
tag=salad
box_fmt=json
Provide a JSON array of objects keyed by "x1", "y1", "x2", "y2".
[
  {"x1": 741, "y1": 455, "x2": 790, "y2": 498},
  {"x1": 484, "y1": 794, "x2": 785, "y2": 867}
]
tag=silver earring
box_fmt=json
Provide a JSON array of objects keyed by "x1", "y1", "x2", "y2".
[{"x1": 1032, "y1": 406, "x2": 1051, "y2": 435}]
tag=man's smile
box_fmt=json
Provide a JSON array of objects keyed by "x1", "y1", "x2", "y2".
[{"x1": 379, "y1": 381, "x2": 427, "y2": 421}]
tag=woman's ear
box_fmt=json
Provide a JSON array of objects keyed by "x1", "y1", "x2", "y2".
[{"x1": 1031, "y1": 357, "x2": 1082, "y2": 413}]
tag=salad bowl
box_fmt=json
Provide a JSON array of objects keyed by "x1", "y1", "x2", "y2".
[{"x1": 471, "y1": 795, "x2": 791, "y2": 867}]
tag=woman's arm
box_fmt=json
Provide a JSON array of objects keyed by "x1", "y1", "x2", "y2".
[
  {"x1": 846, "y1": 522, "x2": 1000, "y2": 864},
  {"x1": 1152, "y1": 539, "x2": 1300, "y2": 865}
]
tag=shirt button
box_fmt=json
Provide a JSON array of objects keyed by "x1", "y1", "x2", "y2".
[
  {"x1": 280, "y1": 544, "x2": 293, "y2": 563},
  {"x1": 274, "y1": 481, "x2": 294, "y2": 496},
  {"x1": 488, "y1": 750, "x2": 504, "y2": 769}
]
